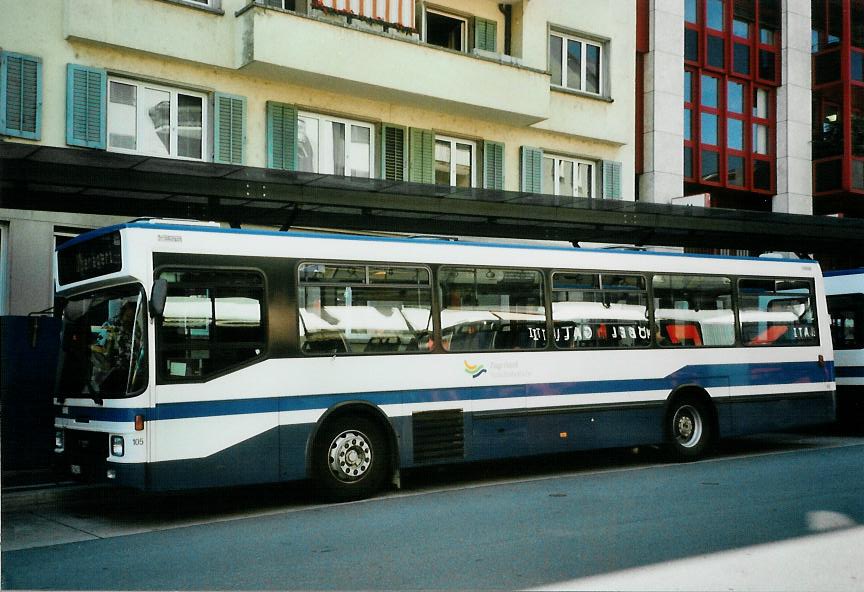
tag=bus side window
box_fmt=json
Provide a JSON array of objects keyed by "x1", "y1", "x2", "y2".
[{"x1": 156, "y1": 269, "x2": 266, "y2": 380}]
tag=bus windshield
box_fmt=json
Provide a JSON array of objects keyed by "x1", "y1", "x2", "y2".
[{"x1": 57, "y1": 284, "x2": 148, "y2": 398}]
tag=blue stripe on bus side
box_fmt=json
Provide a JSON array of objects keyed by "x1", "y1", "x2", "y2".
[
  {"x1": 836, "y1": 366, "x2": 864, "y2": 377},
  {"x1": 57, "y1": 361, "x2": 834, "y2": 424}
]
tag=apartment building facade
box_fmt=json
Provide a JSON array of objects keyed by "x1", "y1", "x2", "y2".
[{"x1": 0, "y1": 0, "x2": 636, "y2": 316}]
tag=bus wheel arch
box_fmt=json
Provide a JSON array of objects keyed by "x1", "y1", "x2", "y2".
[
  {"x1": 307, "y1": 402, "x2": 398, "y2": 502},
  {"x1": 664, "y1": 386, "x2": 717, "y2": 461}
]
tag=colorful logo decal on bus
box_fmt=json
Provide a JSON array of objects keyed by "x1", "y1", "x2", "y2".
[{"x1": 464, "y1": 361, "x2": 487, "y2": 378}]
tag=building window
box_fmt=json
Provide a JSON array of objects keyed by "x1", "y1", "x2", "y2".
[
  {"x1": 297, "y1": 112, "x2": 374, "y2": 178},
  {"x1": 107, "y1": 78, "x2": 207, "y2": 161},
  {"x1": 435, "y1": 136, "x2": 476, "y2": 187},
  {"x1": 549, "y1": 32, "x2": 603, "y2": 95},
  {"x1": 542, "y1": 154, "x2": 595, "y2": 198},
  {"x1": 424, "y1": 8, "x2": 467, "y2": 51}
]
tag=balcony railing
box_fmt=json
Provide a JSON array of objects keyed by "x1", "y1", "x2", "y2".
[{"x1": 312, "y1": 0, "x2": 415, "y2": 31}]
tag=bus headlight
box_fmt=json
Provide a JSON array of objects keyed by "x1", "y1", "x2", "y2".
[
  {"x1": 111, "y1": 435, "x2": 125, "y2": 457},
  {"x1": 55, "y1": 429, "x2": 64, "y2": 451}
]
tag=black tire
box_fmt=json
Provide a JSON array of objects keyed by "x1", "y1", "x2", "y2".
[
  {"x1": 666, "y1": 396, "x2": 713, "y2": 461},
  {"x1": 312, "y1": 415, "x2": 389, "y2": 503}
]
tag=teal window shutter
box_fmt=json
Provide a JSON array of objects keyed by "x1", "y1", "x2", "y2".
[
  {"x1": 483, "y1": 141, "x2": 505, "y2": 190},
  {"x1": 1, "y1": 52, "x2": 42, "y2": 140},
  {"x1": 520, "y1": 146, "x2": 543, "y2": 193},
  {"x1": 66, "y1": 64, "x2": 106, "y2": 148},
  {"x1": 474, "y1": 17, "x2": 497, "y2": 52},
  {"x1": 381, "y1": 124, "x2": 407, "y2": 181},
  {"x1": 602, "y1": 160, "x2": 623, "y2": 199},
  {"x1": 267, "y1": 101, "x2": 297, "y2": 170},
  {"x1": 409, "y1": 127, "x2": 434, "y2": 184},
  {"x1": 215, "y1": 92, "x2": 246, "y2": 165}
]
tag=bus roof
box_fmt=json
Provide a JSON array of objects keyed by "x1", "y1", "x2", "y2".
[{"x1": 57, "y1": 220, "x2": 816, "y2": 265}]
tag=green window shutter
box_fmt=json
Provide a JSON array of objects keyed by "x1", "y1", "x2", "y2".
[
  {"x1": 602, "y1": 160, "x2": 623, "y2": 199},
  {"x1": 267, "y1": 101, "x2": 297, "y2": 170},
  {"x1": 66, "y1": 64, "x2": 106, "y2": 149},
  {"x1": 214, "y1": 92, "x2": 246, "y2": 165},
  {"x1": 409, "y1": 127, "x2": 434, "y2": 184},
  {"x1": 520, "y1": 146, "x2": 543, "y2": 193},
  {"x1": 1, "y1": 52, "x2": 42, "y2": 140},
  {"x1": 474, "y1": 17, "x2": 497, "y2": 52},
  {"x1": 381, "y1": 123, "x2": 407, "y2": 181},
  {"x1": 483, "y1": 141, "x2": 505, "y2": 190}
]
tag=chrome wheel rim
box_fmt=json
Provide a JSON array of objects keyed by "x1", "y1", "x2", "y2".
[
  {"x1": 673, "y1": 405, "x2": 703, "y2": 448},
  {"x1": 327, "y1": 430, "x2": 372, "y2": 483}
]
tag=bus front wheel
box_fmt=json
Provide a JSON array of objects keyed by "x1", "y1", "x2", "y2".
[
  {"x1": 313, "y1": 415, "x2": 389, "y2": 503},
  {"x1": 667, "y1": 397, "x2": 713, "y2": 461}
]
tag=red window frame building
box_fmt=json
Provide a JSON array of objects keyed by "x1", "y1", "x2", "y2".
[
  {"x1": 811, "y1": 0, "x2": 864, "y2": 215},
  {"x1": 682, "y1": 0, "x2": 781, "y2": 205}
]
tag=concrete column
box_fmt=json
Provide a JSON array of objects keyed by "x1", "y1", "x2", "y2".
[
  {"x1": 640, "y1": 0, "x2": 685, "y2": 204},
  {"x1": 773, "y1": 0, "x2": 813, "y2": 214}
]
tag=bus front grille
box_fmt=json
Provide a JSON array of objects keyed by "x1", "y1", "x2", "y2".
[{"x1": 412, "y1": 409, "x2": 465, "y2": 464}]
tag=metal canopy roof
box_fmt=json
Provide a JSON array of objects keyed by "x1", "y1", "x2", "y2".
[{"x1": 2, "y1": 142, "x2": 864, "y2": 257}]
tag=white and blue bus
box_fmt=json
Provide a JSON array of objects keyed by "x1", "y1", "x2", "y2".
[
  {"x1": 824, "y1": 269, "x2": 864, "y2": 421},
  {"x1": 53, "y1": 220, "x2": 836, "y2": 501}
]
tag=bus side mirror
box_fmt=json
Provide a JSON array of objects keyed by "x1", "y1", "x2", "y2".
[{"x1": 150, "y1": 279, "x2": 168, "y2": 319}]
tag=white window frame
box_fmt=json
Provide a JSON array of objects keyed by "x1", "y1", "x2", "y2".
[
  {"x1": 543, "y1": 154, "x2": 596, "y2": 198},
  {"x1": 423, "y1": 7, "x2": 468, "y2": 52},
  {"x1": 297, "y1": 111, "x2": 376, "y2": 179},
  {"x1": 549, "y1": 31, "x2": 604, "y2": 96},
  {"x1": 435, "y1": 135, "x2": 477, "y2": 188},
  {"x1": 107, "y1": 77, "x2": 209, "y2": 162}
]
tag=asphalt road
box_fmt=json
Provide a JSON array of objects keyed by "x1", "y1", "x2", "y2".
[{"x1": 2, "y1": 430, "x2": 864, "y2": 590}]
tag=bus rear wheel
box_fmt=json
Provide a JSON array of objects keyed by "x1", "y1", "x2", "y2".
[
  {"x1": 313, "y1": 415, "x2": 389, "y2": 503},
  {"x1": 667, "y1": 397, "x2": 713, "y2": 461}
]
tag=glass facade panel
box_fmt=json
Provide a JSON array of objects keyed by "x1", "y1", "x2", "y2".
[
  {"x1": 684, "y1": 109, "x2": 692, "y2": 142},
  {"x1": 758, "y1": 49, "x2": 776, "y2": 81},
  {"x1": 701, "y1": 150, "x2": 720, "y2": 181},
  {"x1": 702, "y1": 75, "x2": 719, "y2": 108},
  {"x1": 728, "y1": 81, "x2": 744, "y2": 113},
  {"x1": 853, "y1": 51, "x2": 864, "y2": 82},
  {"x1": 753, "y1": 159, "x2": 771, "y2": 189},
  {"x1": 753, "y1": 123, "x2": 768, "y2": 154},
  {"x1": 728, "y1": 155, "x2": 745, "y2": 185},
  {"x1": 702, "y1": 113, "x2": 719, "y2": 144},
  {"x1": 728, "y1": 118, "x2": 744, "y2": 150},
  {"x1": 685, "y1": 28, "x2": 700, "y2": 61},
  {"x1": 685, "y1": 0, "x2": 698, "y2": 23},
  {"x1": 707, "y1": 0, "x2": 725, "y2": 30},
  {"x1": 733, "y1": 43, "x2": 751, "y2": 74},
  {"x1": 708, "y1": 35, "x2": 725, "y2": 68}
]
